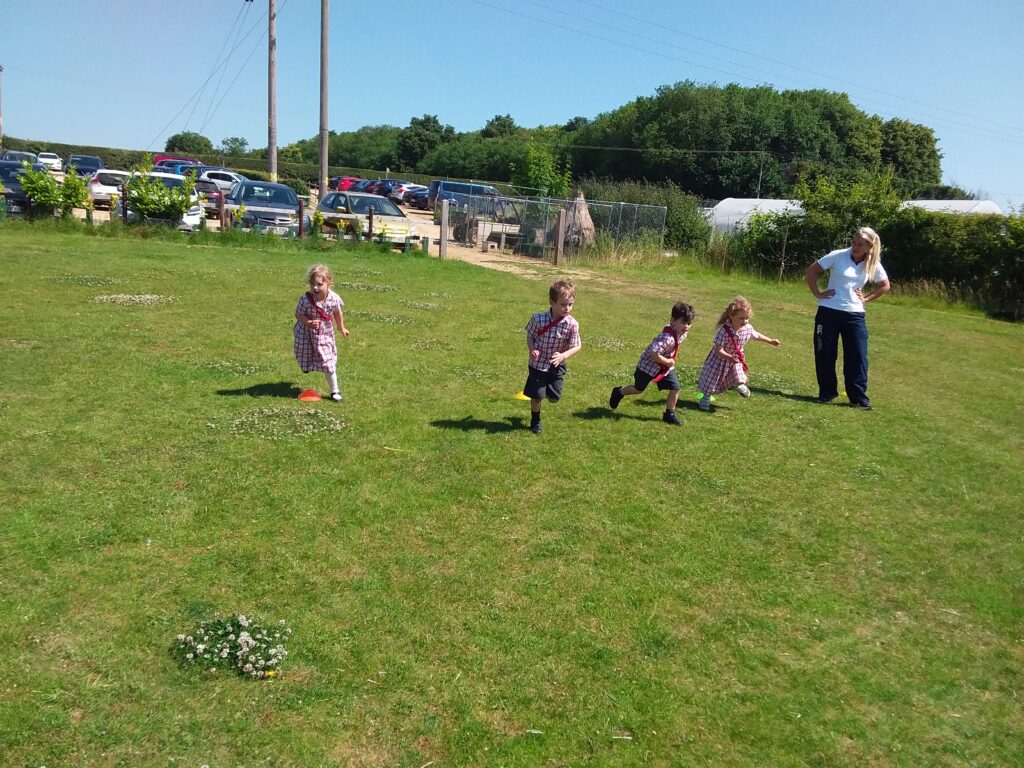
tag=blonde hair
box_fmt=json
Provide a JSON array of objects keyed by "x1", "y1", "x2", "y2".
[
  {"x1": 306, "y1": 264, "x2": 334, "y2": 286},
  {"x1": 855, "y1": 227, "x2": 882, "y2": 277},
  {"x1": 717, "y1": 296, "x2": 752, "y2": 327}
]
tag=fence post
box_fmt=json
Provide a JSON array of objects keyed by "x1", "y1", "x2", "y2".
[
  {"x1": 367, "y1": 207, "x2": 374, "y2": 240},
  {"x1": 121, "y1": 185, "x2": 128, "y2": 223},
  {"x1": 421, "y1": 236, "x2": 430, "y2": 255},
  {"x1": 499, "y1": 231, "x2": 506, "y2": 252},
  {"x1": 298, "y1": 199, "x2": 305, "y2": 238},
  {"x1": 218, "y1": 194, "x2": 225, "y2": 227},
  {"x1": 554, "y1": 208, "x2": 567, "y2": 265},
  {"x1": 439, "y1": 199, "x2": 449, "y2": 259}
]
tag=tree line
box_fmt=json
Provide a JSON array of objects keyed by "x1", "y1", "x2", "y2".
[{"x1": 166, "y1": 81, "x2": 965, "y2": 201}]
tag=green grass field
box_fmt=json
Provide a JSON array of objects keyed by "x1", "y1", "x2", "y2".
[{"x1": 2, "y1": 223, "x2": 1022, "y2": 767}]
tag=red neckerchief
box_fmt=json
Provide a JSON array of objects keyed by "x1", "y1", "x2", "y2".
[
  {"x1": 723, "y1": 323, "x2": 749, "y2": 372},
  {"x1": 532, "y1": 311, "x2": 565, "y2": 339},
  {"x1": 305, "y1": 292, "x2": 333, "y2": 324},
  {"x1": 651, "y1": 325, "x2": 679, "y2": 383}
]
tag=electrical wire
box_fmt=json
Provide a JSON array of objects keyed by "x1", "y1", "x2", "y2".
[
  {"x1": 146, "y1": 3, "x2": 270, "y2": 151},
  {"x1": 568, "y1": 0, "x2": 1024, "y2": 137},
  {"x1": 192, "y1": 1, "x2": 252, "y2": 132},
  {"x1": 467, "y1": 0, "x2": 1024, "y2": 148}
]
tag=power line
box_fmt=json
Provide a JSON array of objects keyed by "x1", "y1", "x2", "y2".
[
  {"x1": 468, "y1": 0, "x2": 1024, "y2": 149},
  {"x1": 146, "y1": 3, "x2": 269, "y2": 151},
  {"x1": 201, "y1": 0, "x2": 292, "y2": 137},
  {"x1": 194, "y1": 1, "x2": 252, "y2": 133},
  {"x1": 568, "y1": 0, "x2": 1024, "y2": 137}
]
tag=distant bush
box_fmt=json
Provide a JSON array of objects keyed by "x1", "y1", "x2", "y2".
[{"x1": 577, "y1": 177, "x2": 710, "y2": 252}]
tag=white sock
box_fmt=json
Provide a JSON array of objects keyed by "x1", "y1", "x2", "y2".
[{"x1": 325, "y1": 370, "x2": 339, "y2": 394}]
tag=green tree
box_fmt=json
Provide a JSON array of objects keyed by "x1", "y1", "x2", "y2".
[
  {"x1": 165, "y1": 131, "x2": 214, "y2": 155},
  {"x1": 510, "y1": 143, "x2": 571, "y2": 198},
  {"x1": 481, "y1": 114, "x2": 518, "y2": 139},
  {"x1": 915, "y1": 183, "x2": 974, "y2": 200},
  {"x1": 58, "y1": 168, "x2": 89, "y2": 216},
  {"x1": 123, "y1": 155, "x2": 198, "y2": 223},
  {"x1": 881, "y1": 118, "x2": 941, "y2": 196},
  {"x1": 17, "y1": 164, "x2": 62, "y2": 214},
  {"x1": 330, "y1": 125, "x2": 401, "y2": 169},
  {"x1": 218, "y1": 136, "x2": 249, "y2": 156},
  {"x1": 394, "y1": 115, "x2": 455, "y2": 171},
  {"x1": 418, "y1": 135, "x2": 525, "y2": 180}
]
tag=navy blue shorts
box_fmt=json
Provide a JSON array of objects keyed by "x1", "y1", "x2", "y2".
[
  {"x1": 524, "y1": 364, "x2": 566, "y2": 402},
  {"x1": 632, "y1": 367, "x2": 680, "y2": 392}
]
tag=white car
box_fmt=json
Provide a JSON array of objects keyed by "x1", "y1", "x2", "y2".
[
  {"x1": 198, "y1": 168, "x2": 247, "y2": 192},
  {"x1": 388, "y1": 183, "x2": 428, "y2": 204},
  {"x1": 37, "y1": 152, "x2": 63, "y2": 172},
  {"x1": 115, "y1": 172, "x2": 204, "y2": 231},
  {"x1": 87, "y1": 169, "x2": 131, "y2": 208}
]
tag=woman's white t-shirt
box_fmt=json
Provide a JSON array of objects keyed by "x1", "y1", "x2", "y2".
[{"x1": 817, "y1": 247, "x2": 889, "y2": 314}]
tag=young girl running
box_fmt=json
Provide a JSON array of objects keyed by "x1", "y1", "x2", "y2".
[
  {"x1": 293, "y1": 264, "x2": 349, "y2": 402},
  {"x1": 696, "y1": 296, "x2": 780, "y2": 411}
]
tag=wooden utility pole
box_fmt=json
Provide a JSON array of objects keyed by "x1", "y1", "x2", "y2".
[
  {"x1": 267, "y1": 0, "x2": 277, "y2": 181},
  {"x1": 319, "y1": 0, "x2": 329, "y2": 195}
]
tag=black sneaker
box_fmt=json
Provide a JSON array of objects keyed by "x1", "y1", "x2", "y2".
[
  {"x1": 530, "y1": 416, "x2": 542, "y2": 434},
  {"x1": 662, "y1": 410, "x2": 682, "y2": 426},
  {"x1": 816, "y1": 396, "x2": 836, "y2": 404},
  {"x1": 854, "y1": 401, "x2": 873, "y2": 411},
  {"x1": 609, "y1": 386, "x2": 623, "y2": 410}
]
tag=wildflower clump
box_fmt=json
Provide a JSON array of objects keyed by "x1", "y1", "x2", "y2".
[{"x1": 173, "y1": 613, "x2": 292, "y2": 679}]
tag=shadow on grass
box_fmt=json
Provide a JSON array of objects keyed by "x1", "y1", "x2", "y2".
[
  {"x1": 573, "y1": 405, "x2": 693, "y2": 422},
  {"x1": 749, "y1": 386, "x2": 820, "y2": 404},
  {"x1": 431, "y1": 415, "x2": 527, "y2": 434},
  {"x1": 216, "y1": 381, "x2": 302, "y2": 398}
]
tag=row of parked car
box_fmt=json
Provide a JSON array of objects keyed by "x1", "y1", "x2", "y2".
[
  {"x1": 1, "y1": 149, "x2": 106, "y2": 176},
  {"x1": 326, "y1": 176, "x2": 505, "y2": 212}
]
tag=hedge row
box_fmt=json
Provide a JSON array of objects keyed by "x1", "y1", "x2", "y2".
[
  {"x1": 728, "y1": 208, "x2": 1023, "y2": 320},
  {"x1": 576, "y1": 177, "x2": 710, "y2": 252}
]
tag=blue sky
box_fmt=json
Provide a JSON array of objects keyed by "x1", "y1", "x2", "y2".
[{"x1": 2, "y1": 0, "x2": 1022, "y2": 209}]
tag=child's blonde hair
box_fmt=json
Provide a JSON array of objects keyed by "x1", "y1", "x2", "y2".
[
  {"x1": 717, "y1": 296, "x2": 752, "y2": 327},
  {"x1": 306, "y1": 264, "x2": 334, "y2": 286},
  {"x1": 549, "y1": 279, "x2": 575, "y2": 303}
]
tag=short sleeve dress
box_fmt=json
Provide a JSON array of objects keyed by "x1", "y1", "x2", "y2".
[
  {"x1": 696, "y1": 323, "x2": 761, "y2": 396},
  {"x1": 293, "y1": 289, "x2": 344, "y2": 373}
]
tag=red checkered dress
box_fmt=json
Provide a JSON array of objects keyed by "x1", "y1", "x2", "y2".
[
  {"x1": 696, "y1": 323, "x2": 760, "y2": 395},
  {"x1": 525, "y1": 311, "x2": 581, "y2": 371},
  {"x1": 293, "y1": 289, "x2": 344, "y2": 373}
]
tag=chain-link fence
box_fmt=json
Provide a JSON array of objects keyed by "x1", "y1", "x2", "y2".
[{"x1": 438, "y1": 194, "x2": 667, "y2": 259}]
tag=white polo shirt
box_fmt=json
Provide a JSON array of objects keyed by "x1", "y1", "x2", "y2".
[{"x1": 817, "y1": 247, "x2": 889, "y2": 314}]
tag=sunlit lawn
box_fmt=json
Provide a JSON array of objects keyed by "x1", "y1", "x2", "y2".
[{"x1": 1, "y1": 223, "x2": 1022, "y2": 767}]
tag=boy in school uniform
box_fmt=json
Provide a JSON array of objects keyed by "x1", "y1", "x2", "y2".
[
  {"x1": 609, "y1": 301, "x2": 695, "y2": 426},
  {"x1": 524, "y1": 280, "x2": 582, "y2": 434}
]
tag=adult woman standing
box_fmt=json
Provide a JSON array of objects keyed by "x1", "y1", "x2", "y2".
[{"x1": 805, "y1": 227, "x2": 891, "y2": 410}]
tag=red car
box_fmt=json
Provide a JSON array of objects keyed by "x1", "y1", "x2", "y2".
[{"x1": 329, "y1": 176, "x2": 364, "y2": 191}]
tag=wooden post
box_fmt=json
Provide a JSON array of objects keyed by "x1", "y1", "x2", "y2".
[
  {"x1": 368, "y1": 207, "x2": 374, "y2": 240},
  {"x1": 499, "y1": 231, "x2": 506, "y2": 252},
  {"x1": 554, "y1": 208, "x2": 567, "y2": 265},
  {"x1": 121, "y1": 184, "x2": 128, "y2": 223},
  {"x1": 218, "y1": 193, "x2": 225, "y2": 224},
  {"x1": 298, "y1": 199, "x2": 305, "y2": 238},
  {"x1": 439, "y1": 199, "x2": 449, "y2": 260},
  {"x1": 420, "y1": 236, "x2": 430, "y2": 255}
]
